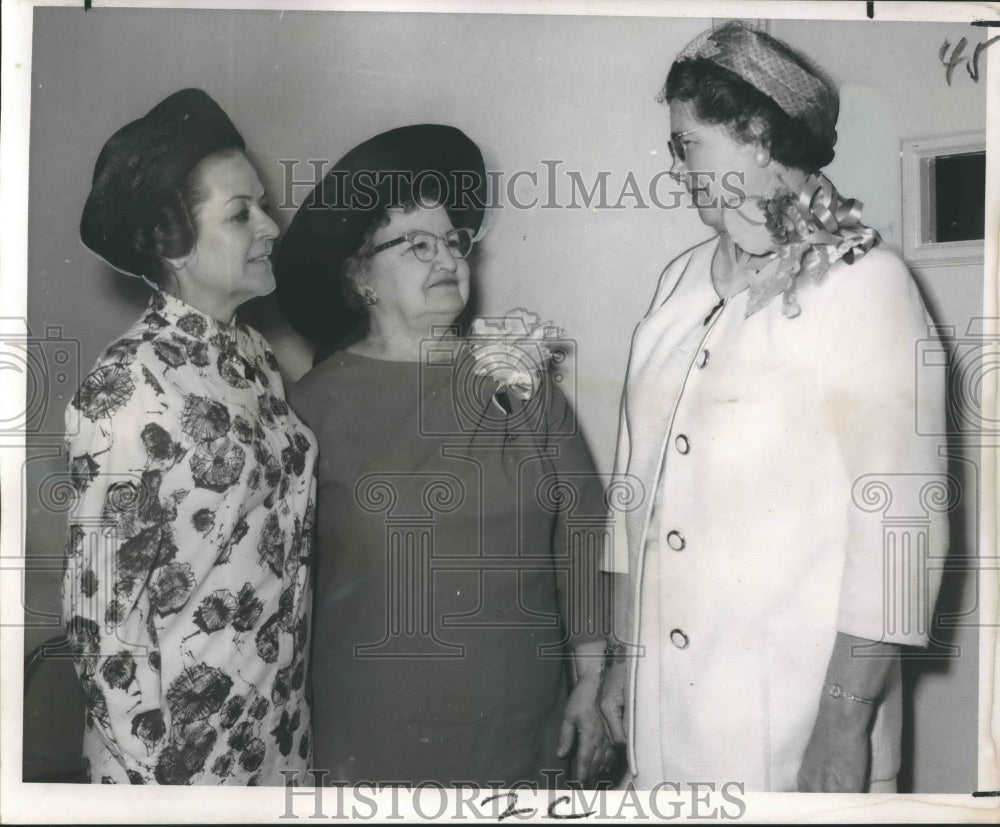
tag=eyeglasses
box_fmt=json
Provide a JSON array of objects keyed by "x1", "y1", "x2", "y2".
[
  {"x1": 366, "y1": 228, "x2": 475, "y2": 262},
  {"x1": 668, "y1": 128, "x2": 703, "y2": 163}
]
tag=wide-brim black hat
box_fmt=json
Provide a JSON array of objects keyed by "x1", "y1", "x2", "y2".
[
  {"x1": 275, "y1": 123, "x2": 488, "y2": 348},
  {"x1": 80, "y1": 88, "x2": 245, "y2": 278}
]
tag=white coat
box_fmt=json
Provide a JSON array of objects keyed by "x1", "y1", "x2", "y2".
[{"x1": 604, "y1": 236, "x2": 948, "y2": 790}]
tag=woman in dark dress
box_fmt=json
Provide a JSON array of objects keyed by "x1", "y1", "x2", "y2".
[{"x1": 276, "y1": 125, "x2": 612, "y2": 787}]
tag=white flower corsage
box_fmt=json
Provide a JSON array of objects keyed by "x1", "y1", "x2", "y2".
[{"x1": 468, "y1": 308, "x2": 563, "y2": 402}]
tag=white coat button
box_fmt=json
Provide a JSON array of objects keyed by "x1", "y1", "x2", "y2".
[
  {"x1": 697, "y1": 349, "x2": 710, "y2": 368},
  {"x1": 675, "y1": 434, "x2": 690, "y2": 454},
  {"x1": 666, "y1": 530, "x2": 685, "y2": 551},
  {"x1": 670, "y1": 629, "x2": 689, "y2": 649}
]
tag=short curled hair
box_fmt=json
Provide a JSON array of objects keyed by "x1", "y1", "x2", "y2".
[
  {"x1": 662, "y1": 58, "x2": 835, "y2": 172},
  {"x1": 339, "y1": 210, "x2": 391, "y2": 314},
  {"x1": 130, "y1": 146, "x2": 245, "y2": 282}
]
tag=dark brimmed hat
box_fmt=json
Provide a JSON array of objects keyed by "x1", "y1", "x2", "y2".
[
  {"x1": 275, "y1": 123, "x2": 488, "y2": 348},
  {"x1": 80, "y1": 87, "x2": 245, "y2": 278}
]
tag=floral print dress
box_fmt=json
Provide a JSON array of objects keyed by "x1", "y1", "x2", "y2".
[{"x1": 62, "y1": 291, "x2": 318, "y2": 785}]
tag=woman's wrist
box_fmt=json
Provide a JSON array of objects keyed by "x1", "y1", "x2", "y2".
[
  {"x1": 572, "y1": 640, "x2": 609, "y2": 683},
  {"x1": 824, "y1": 682, "x2": 875, "y2": 706},
  {"x1": 815, "y1": 683, "x2": 877, "y2": 734}
]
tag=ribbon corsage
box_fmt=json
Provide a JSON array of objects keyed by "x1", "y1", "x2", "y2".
[
  {"x1": 746, "y1": 173, "x2": 881, "y2": 318},
  {"x1": 468, "y1": 308, "x2": 563, "y2": 402}
]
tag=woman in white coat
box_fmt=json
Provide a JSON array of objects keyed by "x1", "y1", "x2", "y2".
[{"x1": 599, "y1": 22, "x2": 948, "y2": 792}]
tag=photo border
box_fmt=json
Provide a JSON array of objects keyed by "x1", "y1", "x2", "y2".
[{"x1": 1, "y1": 0, "x2": 997, "y2": 822}]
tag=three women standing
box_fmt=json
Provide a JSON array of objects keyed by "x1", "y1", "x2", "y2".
[
  {"x1": 65, "y1": 89, "x2": 317, "y2": 784},
  {"x1": 64, "y1": 26, "x2": 947, "y2": 791}
]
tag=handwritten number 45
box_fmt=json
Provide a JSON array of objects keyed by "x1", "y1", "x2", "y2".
[{"x1": 939, "y1": 36, "x2": 1000, "y2": 85}]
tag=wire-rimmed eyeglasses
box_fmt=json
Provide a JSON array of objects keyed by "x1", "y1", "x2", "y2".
[
  {"x1": 366, "y1": 228, "x2": 475, "y2": 262},
  {"x1": 667, "y1": 128, "x2": 703, "y2": 163}
]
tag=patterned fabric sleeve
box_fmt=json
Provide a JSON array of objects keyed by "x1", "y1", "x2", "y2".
[
  {"x1": 63, "y1": 343, "x2": 246, "y2": 781},
  {"x1": 64, "y1": 350, "x2": 175, "y2": 780},
  {"x1": 64, "y1": 291, "x2": 318, "y2": 785}
]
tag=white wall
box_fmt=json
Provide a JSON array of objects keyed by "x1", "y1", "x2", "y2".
[{"x1": 23, "y1": 8, "x2": 986, "y2": 792}]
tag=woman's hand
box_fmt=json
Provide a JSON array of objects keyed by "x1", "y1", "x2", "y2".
[
  {"x1": 797, "y1": 632, "x2": 899, "y2": 792},
  {"x1": 558, "y1": 673, "x2": 615, "y2": 782},
  {"x1": 796, "y1": 704, "x2": 871, "y2": 792},
  {"x1": 598, "y1": 656, "x2": 628, "y2": 746},
  {"x1": 558, "y1": 642, "x2": 615, "y2": 782}
]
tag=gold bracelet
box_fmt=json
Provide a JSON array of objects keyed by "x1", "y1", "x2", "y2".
[{"x1": 825, "y1": 682, "x2": 875, "y2": 705}]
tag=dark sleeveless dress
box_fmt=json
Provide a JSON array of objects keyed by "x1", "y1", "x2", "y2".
[{"x1": 287, "y1": 345, "x2": 606, "y2": 786}]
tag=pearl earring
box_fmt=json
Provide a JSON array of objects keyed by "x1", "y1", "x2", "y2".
[{"x1": 362, "y1": 286, "x2": 378, "y2": 306}]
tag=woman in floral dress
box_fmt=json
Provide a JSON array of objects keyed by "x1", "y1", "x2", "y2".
[{"x1": 63, "y1": 88, "x2": 318, "y2": 785}]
